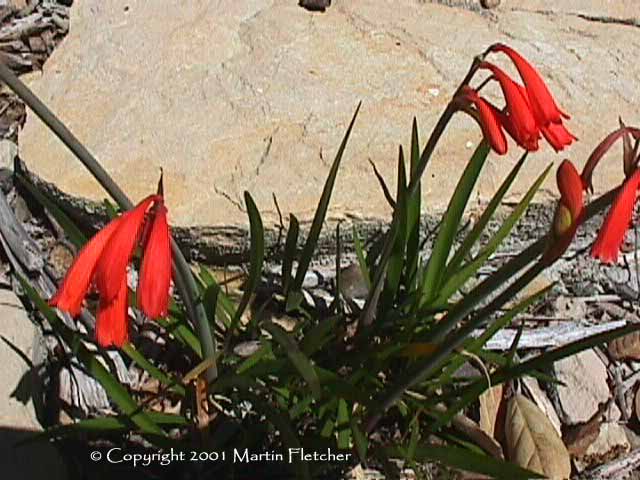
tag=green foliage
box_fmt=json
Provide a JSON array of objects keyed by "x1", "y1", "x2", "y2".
[{"x1": 16, "y1": 76, "x2": 637, "y2": 480}]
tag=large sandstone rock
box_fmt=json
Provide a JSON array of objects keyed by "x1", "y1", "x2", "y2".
[{"x1": 18, "y1": 0, "x2": 640, "y2": 228}]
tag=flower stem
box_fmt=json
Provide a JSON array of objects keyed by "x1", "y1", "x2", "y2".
[{"x1": 0, "y1": 62, "x2": 218, "y2": 382}]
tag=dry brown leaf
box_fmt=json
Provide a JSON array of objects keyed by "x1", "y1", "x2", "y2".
[
  {"x1": 607, "y1": 331, "x2": 640, "y2": 360},
  {"x1": 505, "y1": 394, "x2": 571, "y2": 479},
  {"x1": 635, "y1": 386, "x2": 640, "y2": 422},
  {"x1": 479, "y1": 384, "x2": 503, "y2": 438}
]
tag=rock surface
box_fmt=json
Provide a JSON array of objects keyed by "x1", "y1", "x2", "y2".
[
  {"x1": 553, "y1": 348, "x2": 610, "y2": 425},
  {"x1": 18, "y1": 0, "x2": 640, "y2": 228},
  {"x1": 0, "y1": 288, "x2": 66, "y2": 479}
]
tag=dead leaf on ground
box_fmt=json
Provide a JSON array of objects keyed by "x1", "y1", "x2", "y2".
[
  {"x1": 505, "y1": 394, "x2": 571, "y2": 479},
  {"x1": 607, "y1": 331, "x2": 640, "y2": 360},
  {"x1": 478, "y1": 384, "x2": 503, "y2": 439},
  {"x1": 635, "y1": 386, "x2": 640, "y2": 422},
  {"x1": 521, "y1": 376, "x2": 562, "y2": 436}
]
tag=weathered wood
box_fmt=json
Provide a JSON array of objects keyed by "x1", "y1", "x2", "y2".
[
  {"x1": 580, "y1": 448, "x2": 640, "y2": 479},
  {"x1": 477, "y1": 320, "x2": 628, "y2": 351}
]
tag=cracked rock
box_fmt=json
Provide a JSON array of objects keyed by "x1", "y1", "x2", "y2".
[{"x1": 552, "y1": 349, "x2": 610, "y2": 425}]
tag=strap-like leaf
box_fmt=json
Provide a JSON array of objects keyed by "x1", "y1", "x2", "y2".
[
  {"x1": 225, "y1": 192, "x2": 264, "y2": 347},
  {"x1": 263, "y1": 321, "x2": 322, "y2": 399},
  {"x1": 435, "y1": 162, "x2": 551, "y2": 303},
  {"x1": 282, "y1": 214, "x2": 299, "y2": 295},
  {"x1": 419, "y1": 141, "x2": 490, "y2": 308},
  {"x1": 444, "y1": 151, "x2": 528, "y2": 277},
  {"x1": 382, "y1": 444, "x2": 543, "y2": 479},
  {"x1": 289, "y1": 103, "x2": 361, "y2": 297}
]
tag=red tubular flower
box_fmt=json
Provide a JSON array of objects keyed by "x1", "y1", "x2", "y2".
[
  {"x1": 138, "y1": 202, "x2": 172, "y2": 318},
  {"x1": 95, "y1": 195, "x2": 157, "y2": 303},
  {"x1": 489, "y1": 43, "x2": 569, "y2": 125},
  {"x1": 544, "y1": 160, "x2": 584, "y2": 263},
  {"x1": 49, "y1": 215, "x2": 123, "y2": 316},
  {"x1": 96, "y1": 275, "x2": 129, "y2": 347},
  {"x1": 461, "y1": 87, "x2": 508, "y2": 155},
  {"x1": 51, "y1": 191, "x2": 172, "y2": 348},
  {"x1": 479, "y1": 62, "x2": 540, "y2": 151},
  {"x1": 591, "y1": 168, "x2": 640, "y2": 263},
  {"x1": 541, "y1": 122, "x2": 576, "y2": 153}
]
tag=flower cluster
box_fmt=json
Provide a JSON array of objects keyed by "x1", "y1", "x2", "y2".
[
  {"x1": 545, "y1": 125, "x2": 640, "y2": 264},
  {"x1": 462, "y1": 43, "x2": 575, "y2": 155},
  {"x1": 50, "y1": 194, "x2": 172, "y2": 347}
]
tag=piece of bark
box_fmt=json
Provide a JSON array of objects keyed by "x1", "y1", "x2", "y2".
[
  {"x1": 477, "y1": 320, "x2": 627, "y2": 350},
  {"x1": 608, "y1": 331, "x2": 640, "y2": 360}
]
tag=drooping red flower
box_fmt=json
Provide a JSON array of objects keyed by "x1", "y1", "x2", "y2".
[
  {"x1": 544, "y1": 160, "x2": 584, "y2": 262},
  {"x1": 489, "y1": 43, "x2": 569, "y2": 125},
  {"x1": 49, "y1": 218, "x2": 122, "y2": 316},
  {"x1": 51, "y1": 191, "x2": 173, "y2": 348},
  {"x1": 461, "y1": 86, "x2": 508, "y2": 155},
  {"x1": 479, "y1": 62, "x2": 540, "y2": 151},
  {"x1": 96, "y1": 275, "x2": 129, "y2": 347},
  {"x1": 94, "y1": 195, "x2": 157, "y2": 303},
  {"x1": 591, "y1": 168, "x2": 640, "y2": 263},
  {"x1": 138, "y1": 202, "x2": 172, "y2": 318}
]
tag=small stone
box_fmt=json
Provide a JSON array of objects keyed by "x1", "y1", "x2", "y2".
[
  {"x1": 299, "y1": 0, "x2": 331, "y2": 12},
  {"x1": 480, "y1": 0, "x2": 500, "y2": 9},
  {"x1": 552, "y1": 349, "x2": 610, "y2": 425}
]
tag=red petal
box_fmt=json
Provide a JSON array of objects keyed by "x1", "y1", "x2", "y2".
[
  {"x1": 480, "y1": 62, "x2": 539, "y2": 151},
  {"x1": 95, "y1": 196, "x2": 156, "y2": 303},
  {"x1": 463, "y1": 88, "x2": 508, "y2": 155},
  {"x1": 582, "y1": 127, "x2": 632, "y2": 192},
  {"x1": 138, "y1": 203, "x2": 172, "y2": 318},
  {"x1": 96, "y1": 275, "x2": 129, "y2": 348},
  {"x1": 591, "y1": 169, "x2": 640, "y2": 263},
  {"x1": 541, "y1": 121, "x2": 576, "y2": 152},
  {"x1": 49, "y1": 216, "x2": 122, "y2": 316},
  {"x1": 490, "y1": 43, "x2": 567, "y2": 125},
  {"x1": 556, "y1": 160, "x2": 583, "y2": 221}
]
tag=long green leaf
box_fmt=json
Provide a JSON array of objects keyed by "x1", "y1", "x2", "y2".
[
  {"x1": 282, "y1": 214, "x2": 299, "y2": 295},
  {"x1": 247, "y1": 392, "x2": 311, "y2": 480},
  {"x1": 444, "y1": 151, "x2": 528, "y2": 277},
  {"x1": 225, "y1": 192, "x2": 264, "y2": 346},
  {"x1": 17, "y1": 275, "x2": 164, "y2": 435},
  {"x1": 19, "y1": 412, "x2": 188, "y2": 446},
  {"x1": 381, "y1": 147, "x2": 408, "y2": 309},
  {"x1": 352, "y1": 226, "x2": 371, "y2": 290},
  {"x1": 435, "y1": 162, "x2": 551, "y2": 303},
  {"x1": 156, "y1": 316, "x2": 201, "y2": 357},
  {"x1": 289, "y1": 103, "x2": 361, "y2": 296},
  {"x1": 122, "y1": 344, "x2": 185, "y2": 396},
  {"x1": 263, "y1": 321, "x2": 322, "y2": 399},
  {"x1": 383, "y1": 444, "x2": 543, "y2": 479},
  {"x1": 404, "y1": 118, "x2": 422, "y2": 292},
  {"x1": 419, "y1": 141, "x2": 490, "y2": 307}
]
